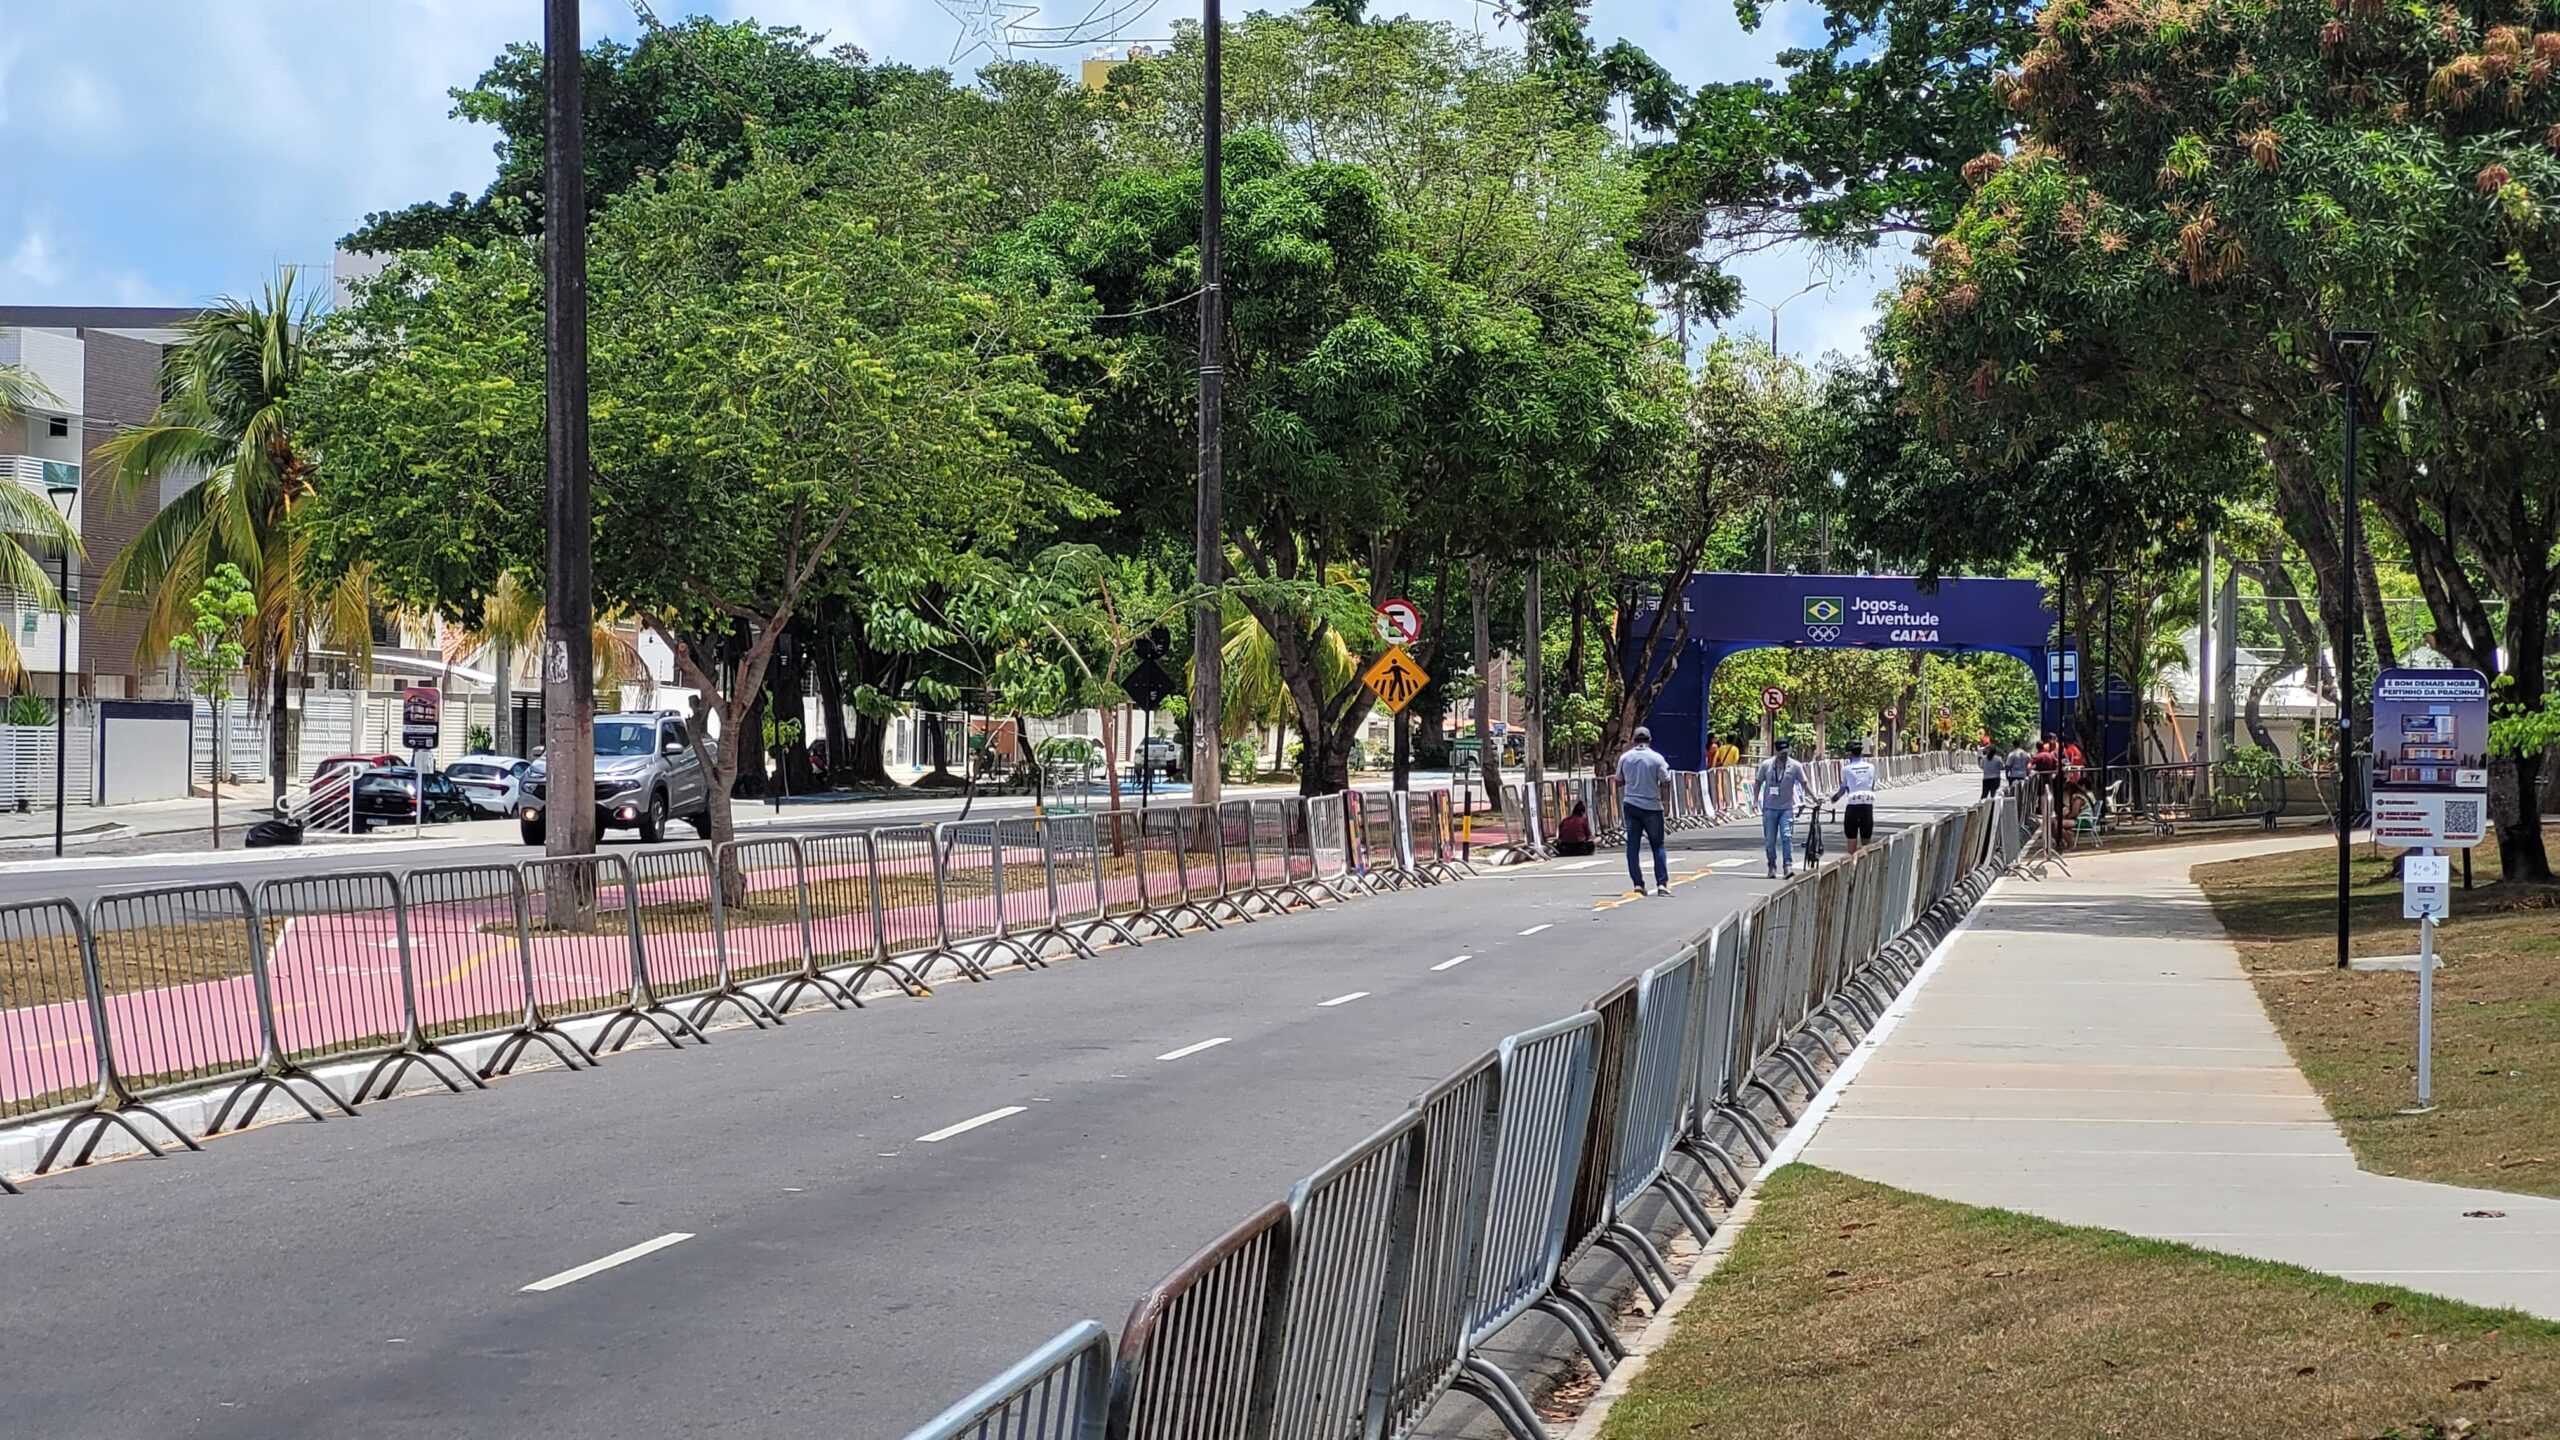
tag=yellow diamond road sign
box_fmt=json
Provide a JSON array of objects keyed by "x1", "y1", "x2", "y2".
[{"x1": 1362, "y1": 645, "x2": 1429, "y2": 712}]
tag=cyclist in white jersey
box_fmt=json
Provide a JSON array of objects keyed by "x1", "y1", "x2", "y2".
[{"x1": 1832, "y1": 739, "x2": 1879, "y2": 855}]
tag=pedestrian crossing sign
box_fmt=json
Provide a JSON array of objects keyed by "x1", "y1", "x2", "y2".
[{"x1": 1361, "y1": 646, "x2": 1429, "y2": 712}]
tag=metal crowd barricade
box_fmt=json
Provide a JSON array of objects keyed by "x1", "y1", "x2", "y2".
[
  {"x1": 631, "y1": 844, "x2": 776, "y2": 1035},
  {"x1": 803, "y1": 829, "x2": 928, "y2": 998},
  {"x1": 997, "y1": 816, "x2": 1085, "y2": 961},
  {"x1": 89, "y1": 881, "x2": 355, "y2": 1137},
  {"x1": 1178, "y1": 803, "x2": 1250, "y2": 924},
  {"x1": 1268, "y1": 1108, "x2": 1418, "y2": 1440},
  {"x1": 1350, "y1": 790, "x2": 1405, "y2": 892},
  {"x1": 905, "y1": 1321, "x2": 1114, "y2": 1440},
  {"x1": 1383, "y1": 1054, "x2": 1503, "y2": 1439},
  {"x1": 1250, "y1": 798, "x2": 1316, "y2": 909},
  {"x1": 938, "y1": 821, "x2": 1040, "y2": 976},
  {"x1": 1465, "y1": 1012, "x2": 1605, "y2": 1377},
  {"x1": 1407, "y1": 790, "x2": 1463, "y2": 882},
  {"x1": 1050, "y1": 811, "x2": 1147, "y2": 950},
  {"x1": 1136, "y1": 805, "x2": 1212, "y2": 931},
  {"x1": 405, "y1": 862, "x2": 591, "y2": 1076},
  {"x1": 1557, "y1": 979, "x2": 1669, "y2": 1325},
  {"x1": 255, "y1": 872, "x2": 482, "y2": 1104},
  {"x1": 1302, "y1": 792, "x2": 1357, "y2": 901},
  {"x1": 1605, "y1": 947, "x2": 1713, "y2": 1243},
  {"x1": 1217, "y1": 800, "x2": 1279, "y2": 916},
  {"x1": 518, "y1": 852, "x2": 688, "y2": 1054},
  {"x1": 716, "y1": 836, "x2": 849, "y2": 1013},
  {"x1": 1680, "y1": 914, "x2": 1764, "y2": 1180},
  {"x1": 1108, "y1": 1201, "x2": 1290, "y2": 1438},
  {"x1": 1096, "y1": 809, "x2": 1182, "y2": 942},
  {"x1": 2, "y1": 898, "x2": 197, "y2": 1175},
  {"x1": 867, "y1": 825, "x2": 954, "y2": 985}
]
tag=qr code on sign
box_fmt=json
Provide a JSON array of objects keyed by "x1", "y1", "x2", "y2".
[{"x1": 2446, "y1": 800, "x2": 2481, "y2": 836}]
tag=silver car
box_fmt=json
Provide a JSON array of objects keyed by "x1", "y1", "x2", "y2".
[{"x1": 519, "y1": 712, "x2": 713, "y2": 845}]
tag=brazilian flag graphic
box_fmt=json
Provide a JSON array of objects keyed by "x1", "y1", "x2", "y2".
[{"x1": 1803, "y1": 596, "x2": 1845, "y2": 627}]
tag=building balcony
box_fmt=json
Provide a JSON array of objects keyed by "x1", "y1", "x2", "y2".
[{"x1": 2, "y1": 454, "x2": 81, "y2": 499}]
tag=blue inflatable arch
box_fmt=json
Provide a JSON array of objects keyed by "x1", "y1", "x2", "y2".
[{"x1": 1625, "y1": 573, "x2": 2055, "y2": 767}]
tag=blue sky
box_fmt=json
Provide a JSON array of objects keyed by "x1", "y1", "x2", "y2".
[{"x1": 0, "y1": 0, "x2": 1903, "y2": 360}]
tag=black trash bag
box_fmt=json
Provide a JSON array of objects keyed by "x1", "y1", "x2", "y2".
[{"x1": 245, "y1": 817, "x2": 306, "y2": 848}]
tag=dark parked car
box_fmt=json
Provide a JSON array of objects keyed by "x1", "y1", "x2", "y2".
[{"x1": 351, "y1": 767, "x2": 474, "y2": 829}]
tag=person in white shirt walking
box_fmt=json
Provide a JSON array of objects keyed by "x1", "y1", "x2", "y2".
[
  {"x1": 1832, "y1": 739, "x2": 1879, "y2": 855},
  {"x1": 1615, "y1": 727, "x2": 1674, "y2": 895},
  {"x1": 1752, "y1": 737, "x2": 1811, "y2": 877}
]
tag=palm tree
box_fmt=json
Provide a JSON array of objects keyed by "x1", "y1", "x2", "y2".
[
  {"x1": 440, "y1": 575, "x2": 648, "y2": 755},
  {"x1": 91, "y1": 272, "x2": 368, "y2": 804},
  {"x1": 0, "y1": 363, "x2": 82, "y2": 688}
]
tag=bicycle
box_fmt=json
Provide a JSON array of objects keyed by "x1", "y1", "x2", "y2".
[{"x1": 1799, "y1": 799, "x2": 1826, "y2": 869}]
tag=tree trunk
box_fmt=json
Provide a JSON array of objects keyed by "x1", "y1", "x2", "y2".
[
  {"x1": 268, "y1": 634, "x2": 289, "y2": 817},
  {"x1": 1099, "y1": 700, "x2": 1124, "y2": 815},
  {"x1": 2495, "y1": 578, "x2": 2554, "y2": 882},
  {"x1": 1472, "y1": 559, "x2": 1505, "y2": 801},
  {"x1": 814, "y1": 623, "x2": 849, "y2": 788},
  {"x1": 849, "y1": 707, "x2": 895, "y2": 786},
  {"x1": 735, "y1": 686, "x2": 769, "y2": 799},
  {"x1": 1523, "y1": 559, "x2": 1546, "y2": 786},
  {"x1": 492, "y1": 634, "x2": 513, "y2": 756}
]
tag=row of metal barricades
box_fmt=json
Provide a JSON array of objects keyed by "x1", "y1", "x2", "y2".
[
  {"x1": 910, "y1": 786, "x2": 2018, "y2": 1440},
  {"x1": 1492, "y1": 750, "x2": 1967, "y2": 851},
  {"x1": 0, "y1": 789, "x2": 1493, "y2": 1192}
]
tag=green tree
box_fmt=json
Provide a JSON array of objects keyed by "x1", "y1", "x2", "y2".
[
  {"x1": 94, "y1": 271, "x2": 373, "y2": 810},
  {"x1": 307, "y1": 150, "x2": 1091, "y2": 856},
  {"x1": 1885, "y1": 0, "x2": 2560, "y2": 878},
  {"x1": 171, "y1": 564, "x2": 256, "y2": 848},
  {"x1": 345, "y1": 19, "x2": 904, "y2": 251}
]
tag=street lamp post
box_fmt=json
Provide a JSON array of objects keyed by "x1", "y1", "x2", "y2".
[
  {"x1": 45, "y1": 482, "x2": 76, "y2": 859},
  {"x1": 2328, "y1": 329, "x2": 2377, "y2": 970},
  {"x1": 2097, "y1": 564, "x2": 2125, "y2": 827}
]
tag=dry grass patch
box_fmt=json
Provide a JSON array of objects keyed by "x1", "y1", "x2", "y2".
[
  {"x1": 1608, "y1": 1166, "x2": 2560, "y2": 1440},
  {"x1": 2195, "y1": 827, "x2": 2560, "y2": 1199}
]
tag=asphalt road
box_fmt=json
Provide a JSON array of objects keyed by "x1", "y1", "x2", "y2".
[
  {"x1": 0, "y1": 775, "x2": 1977, "y2": 1440},
  {"x1": 0, "y1": 777, "x2": 1455, "y2": 910}
]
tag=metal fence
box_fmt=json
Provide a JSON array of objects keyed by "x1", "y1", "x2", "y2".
[
  {"x1": 1, "y1": 760, "x2": 1973, "y2": 1200},
  {"x1": 905, "y1": 784, "x2": 2015, "y2": 1440}
]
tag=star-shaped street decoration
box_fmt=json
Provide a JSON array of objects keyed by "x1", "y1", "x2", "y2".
[{"x1": 936, "y1": 0, "x2": 1037, "y2": 63}]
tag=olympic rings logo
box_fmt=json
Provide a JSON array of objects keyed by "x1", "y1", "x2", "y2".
[{"x1": 1805, "y1": 625, "x2": 1842, "y2": 642}]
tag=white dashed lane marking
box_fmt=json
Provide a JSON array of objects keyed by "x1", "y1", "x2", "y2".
[
  {"x1": 1431, "y1": 954, "x2": 1473, "y2": 972},
  {"x1": 1317, "y1": 992, "x2": 1369, "y2": 1007},
  {"x1": 520, "y1": 1233, "x2": 695, "y2": 1294},
  {"x1": 915, "y1": 1107, "x2": 1027, "y2": 1143},
  {"x1": 1156, "y1": 1037, "x2": 1232, "y2": 1061}
]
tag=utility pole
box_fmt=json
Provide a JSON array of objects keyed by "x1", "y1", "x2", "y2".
[
  {"x1": 543, "y1": 0, "x2": 598, "y2": 906},
  {"x1": 1522, "y1": 559, "x2": 1546, "y2": 791},
  {"x1": 1189, "y1": 0, "x2": 1225, "y2": 806}
]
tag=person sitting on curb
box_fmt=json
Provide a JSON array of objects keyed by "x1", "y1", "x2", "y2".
[{"x1": 1555, "y1": 799, "x2": 1596, "y2": 856}]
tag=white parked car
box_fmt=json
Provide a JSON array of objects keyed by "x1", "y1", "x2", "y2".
[{"x1": 445, "y1": 755, "x2": 531, "y2": 818}]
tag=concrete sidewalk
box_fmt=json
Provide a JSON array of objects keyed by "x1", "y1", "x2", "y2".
[{"x1": 1797, "y1": 836, "x2": 2560, "y2": 1320}]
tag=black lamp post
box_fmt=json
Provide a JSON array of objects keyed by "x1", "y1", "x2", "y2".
[
  {"x1": 2328, "y1": 329, "x2": 2377, "y2": 969},
  {"x1": 2097, "y1": 564, "x2": 2126, "y2": 826},
  {"x1": 44, "y1": 482, "x2": 78, "y2": 859}
]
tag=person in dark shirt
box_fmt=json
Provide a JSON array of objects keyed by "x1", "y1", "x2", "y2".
[{"x1": 1556, "y1": 799, "x2": 1596, "y2": 856}]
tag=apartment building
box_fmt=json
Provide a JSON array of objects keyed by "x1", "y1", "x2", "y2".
[{"x1": 0, "y1": 306, "x2": 204, "y2": 700}]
